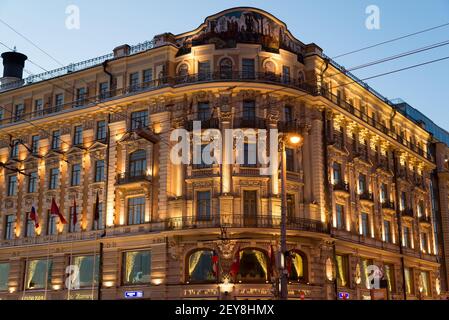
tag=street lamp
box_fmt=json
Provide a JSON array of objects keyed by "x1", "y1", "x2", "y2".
[{"x1": 279, "y1": 132, "x2": 303, "y2": 300}]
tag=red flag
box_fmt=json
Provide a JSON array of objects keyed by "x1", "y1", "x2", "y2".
[
  {"x1": 51, "y1": 197, "x2": 67, "y2": 224},
  {"x1": 229, "y1": 246, "x2": 240, "y2": 279},
  {"x1": 29, "y1": 206, "x2": 39, "y2": 229},
  {"x1": 212, "y1": 250, "x2": 219, "y2": 277},
  {"x1": 72, "y1": 198, "x2": 78, "y2": 226},
  {"x1": 94, "y1": 191, "x2": 100, "y2": 221}
]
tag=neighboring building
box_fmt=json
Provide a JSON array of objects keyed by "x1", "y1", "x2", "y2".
[
  {"x1": 0, "y1": 7, "x2": 442, "y2": 300},
  {"x1": 393, "y1": 99, "x2": 449, "y2": 299}
]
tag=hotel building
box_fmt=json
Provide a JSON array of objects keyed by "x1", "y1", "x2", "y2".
[{"x1": 0, "y1": 7, "x2": 443, "y2": 300}]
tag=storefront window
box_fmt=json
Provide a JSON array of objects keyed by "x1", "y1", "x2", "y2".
[
  {"x1": 25, "y1": 259, "x2": 52, "y2": 290},
  {"x1": 336, "y1": 255, "x2": 349, "y2": 287},
  {"x1": 420, "y1": 271, "x2": 431, "y2": 296},
  {"x1": 237, "y1": 249, "x2": 268, "y2": 283},
  {"x1": 361, "y1": 258, "x2": 373, "y2": 289},
  {"x1": 70, "y1": 256, "x2": 99, "y2": 288},
  {"x1": 123, "y1": 251, "x2": 151, "y2": 285},
  {"x1": 384, "y1": 264, "x2": 395, "y2": 292},
  {"x1": 404, "y1": 267, "x2": 414, "y2": 295},
  {"x1": 0, "y1": 263, "x2": 10, "y2": 291},
  {"x1": 288, "y1": 251, "x2": 306, "y2": 282},
  {"x1": 187, "y1": 250, "x2": 217, "y2": 283}
]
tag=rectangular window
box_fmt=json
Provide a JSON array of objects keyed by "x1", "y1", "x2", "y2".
[
  {"x1": 93, "y1": 202, "x2": 103, "y2": 230},
  {"x1": 361, "y1": 258, "x2": 374, "y2": 289},
  {"x1": 49, "y1": 168, "x2": 59, "y2": 189},
  {"x1": 143, "y1": 69, "x2": 153, "y2": 84},
  {"x1": 404, "y1": 267, "x2": 414, "y2": 295},
  {"x1": 384, "y1": 264, "x2": 395, "y2": 292},
  {"x1": 196, "y1": 191, "x2": 211, "y2": 221},
  {"x1": 400, "y1": 191, "x2": 407, "y2": 211},
  {"x1": 94, "y1": 160, "x2": 105, "y2": 182},
  {"x1": 47, "y1": 210, "x2": 57, "y2": 235},
  {"x1": 417, "y1": 200, "x2": 425, "y2": 217},
  {"x1": 71, "y1": 164, "x2": 81, "y2": 186},
  {"x1": 31, "y1": 135, "x2": 40, "y2": 155},
  {"x1": 333, "y1": 162, "x2": 342, "y2": 184},
  {"x1": 69, "y1": 206, "x2": 78, "y2": 233},
  {"x1": 51, "y1": 130, "x2": 61, "y2": 150},
  {"x1": 287, "y1": 194, "x2": 295, "y2": 221},
  {"x1": 197, "y1": 102, "x2": 210, "y2": 121},
  {"x1": 284, "y1": 105, "x2": 293, "y2": 122},
  {"x1": 361, "y1": 212, "x2": 369, "y2": 237},
  {"x1": 336, "y1": 204, "x2": 345, "y2": 229},
  {"x1": 99, "y1": 82, "x2": 109, "y2": 99},
  {"x1": 243, "y1": 143, "x2": 257, "y2": 167},
  {"x1": 28, "y1": 171, "x2": 38, "y2": 193},
  {"x1": 194, "y1": 144, "x2": 212, "y2": 169},
  {"x1": 242, "y1": 58, "x2": 255, "y2": 79},
  {"x1": 4, "y1": 215, "x2": 15, "y2": 240},
  {"x1": 7, "y1": 175, "x2": 17, "y2": 196},
  {"x1": 129, "y1": 72, "x2": 139, "y2": 91},
  {"x1": 96, "y1": 120, "x2": 107, "y2": 141},
  {"x1": 25, "y1": 259, "x2": 52, "y2": 290},
  {"x1": 421, "y1": 232, "x2": 429, "y2": 253},
  {"x1": 123, "y1": 251, "x2": 151, "y2": 285},
  {"x1": 242, "y1": 100, "x2": 256, "y2": 121},
  {"x1": 34, "y1": 99, "x2": 43, "y2": 116},
  {"x1": 403, "y1": 226, "x2": 411, "y2": 248},
  {"x1": 10, "y1": 140, "x2": 19, "y2": 158},
  {"x1": 73, "y1": 125, "x2": 83, "y2": 145},
  {"x1": 198, "y1": 61, "x2": 211, "y2": 80},
  {"x1": 75, "y1": 87, "x2": 86, "y2": 106},
  {"x1": 420, "y1": 271, "x2": 431, "y2": 296},
  {"x1": 127, "y1": 197, "x2": 145, "y2": 225},
  {"x1": 25, "y1": 215, "x2": 35, "y2": 237},
  {"x1": 358, "y1": 174, "x2": 367, "y2": 194},
  {"x1": 130, "y1": 110, "x2": 148, "y2": 130},
  {"x1": 0, "y1": 263, "x2": 10, "y2": 291},
  {"x1": 14, "y1": 103, "x2": 24, "y2": 122},
  {"x1": 55, "y1": 93, "x2": 64, "y2": 111},
  {"x1": 243, "y1": 190, "x2": 258, "y2": 226},
  {"x1": 384, "y1": 220, "x2": 391, "y2": 243},
  {"x1": 286, "y1": 148, "x2": 294, "y2": 171},
  {"x1": 380, "y1": 183, "x2": 388, "y2": 203},
  {"x1": 70, "y1": 256, "x2": 99, "y2": 288},
  {"x1": 336, "y1": 254, "x2": 349, "y2": 287},
  {"x1": 282, "y1": 65, "x2": 290, "y2": 83}
]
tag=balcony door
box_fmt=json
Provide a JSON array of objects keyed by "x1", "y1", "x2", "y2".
[{"x1": 243, "y1": 191, "x2": 257, "y2": 227}]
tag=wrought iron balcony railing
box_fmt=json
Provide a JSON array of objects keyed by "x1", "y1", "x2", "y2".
[
  {"x1": 359, "y1": 191, "x2": 374, "y2": 201},
  {"x1": 116, "y1": 171, "x2": 151, "y2": 185},
  {"x1": 401, "y1": 208, "x2": 414, "y2": 218},
  {"x1": 381, "y1": 201, "x2": 395, "y2": 210},
  {"x1": 333, "y1": 181, "x2": 350, "y2": 192},
  {"x1": 184, "y1": 118, "x2": 220, "y2": 131},
  {"x1": 234, "y1": 117, "x2": 267, "y2": 130},
  {"x1": 419, "y1": 215, "x2": 432, "y2": 224}
]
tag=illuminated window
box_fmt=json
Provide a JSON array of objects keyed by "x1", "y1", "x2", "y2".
[
  {"x1": 419, "y1": 271, "x2": 431, "y2": 296},
  {"x1": 127, "y1": 197, "x2": 145, "y2": 225},
  {"x1": 219, "y1": 58, "x2": 233, "y2": 79},
  {"x1": 96, "y1": 120, "x2": 107, "y2": 141},
  {"x1": 0, "y1": 263, "x2": 9, "y2": 291},
  {"x1": 361, "y1": 258, "x2": 374, "y2": 289},
  {"x1": 129, "y1": 150, "x2": 147, "y2": 177},
  {"x1": 49, "y1": 168, "x2": 59, "y2": 189},
  {"x1": 288, "y1": 251, "x2": 306, "y2": 282},
  {"x1": 333, "y1": 162, "x2": 342, "y2": 184},
  {"x1": 25, "y1": 259, "x2": 52, "y2": 290},
  {"x1": 71, "y1": 164, "x2": 81, "y2": 186},
  {"x1": 187, "y1": 250, "x2": 217, "y2": 283},
  {"x1": 4, "y1": 215, "x2": 15, "y2": 240},
  {"x1": 69, "y1": 256, "x2": 99, "y2": 288},
  {"x1": 403, "y1": 226, "x2": 411, "y2": 248},
  {"x1": 336, "y1": 204, "x2": 345, "y2": 229},
  {"x1": 130, "y1": 110, "x2": 148, "y2": 130},
  {"x1": 336, "y1": 255, "x2": 349, "y2": 287},
  {"x1": 123, "y1": 251, "x2": 151, "y2": 285},
  {"x1": 384, "y1": 264, "x2": 395, "y2": 292},
  {"x1": 7, "y1": 175, "x2": 17, "y2": 196},
  {"x1": 404, "y1": 267, "x2": 414, "y2": 295},
  {"x1": 384, "y1": 220, "x2": 392, "y2": 243},
  {"x1": 237, "y1": 249, "x2": 268, "y2": 283},
  {"x1": 361, "y1": 212, "x2": 369, "y2": 237}
]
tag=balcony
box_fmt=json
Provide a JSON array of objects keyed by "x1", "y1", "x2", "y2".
[
  {"x1": 419, "y1": 215, "x2": 432, "y2": 225},
  {"x1": 359, "y1": 191, "x2": 374, "y2": 202},
  {"x1": 278, "y1": 120, "x2": 301, "y2": 134},
  {"x1": 116, "y1": 171, "x2": 152, "y2": 185},
  {"x1": 381, "y1": 200, "x2": 395, "y2": 211},
  {"x1": 234, "y1": 117, "x2": 267, "y2": 130},
  {"x1": 185, "y1": 118, "x2": 220, "y2": 131},
  {"x1": 401, "y1": 208, "x2": 414, "y2": 218},
  {"x1": 333, "y1": 181, "x2": 349, "y2": 193},
  {"x1": 328, "y1": 131, "x2": 344, "y2": 150}
]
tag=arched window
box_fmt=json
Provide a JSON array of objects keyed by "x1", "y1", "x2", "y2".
[
  {"x1": 187, "y1": 249, "x2": 218, "y2": 283},
  {"x1": 287, "y1": 250, "x2": 307, "y2": 282},
  {"x1": 219, "y1": 58, "x2": 233, "y2": 79},
  {"x1": 128, "y1": 150, "x2": 147, "y2": 177},
  {"x1": 264, "y1": 61, "x2": 276, "y2": 76},
  {"x1": 177, "y1": 63, "x2": 189, "y2": 80},
  {"x1": 237, "y1": 248, "x2": 269, "y2": 283}
]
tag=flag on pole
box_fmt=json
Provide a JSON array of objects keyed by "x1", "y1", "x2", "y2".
[
  {"x1": 29, "y1": 206, "x2": 39, "y2": 229},
  {"x1": 72, "y1": 198, "x2": 78, "y2": 226},
  {"x1": 212, "y1": 250, "x2": 219, "y2": 277},
  {"x1": 51, "y1": 197, "x2": 67, "y2": 224},
  {"x1": 229, "y1": 246, "x2": 240, "y2": 279},
  {"x1": 93, "y1": 191, "x2": 100, "y2": 222}
]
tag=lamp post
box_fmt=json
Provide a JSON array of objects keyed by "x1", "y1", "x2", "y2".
[{"x1": 279, "y1": 132, "x2": 302, "y2": 300}]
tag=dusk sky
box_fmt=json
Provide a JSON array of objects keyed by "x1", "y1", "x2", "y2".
[{"x1": 1, "y1": 0, "x2": 448, "y2": 129}]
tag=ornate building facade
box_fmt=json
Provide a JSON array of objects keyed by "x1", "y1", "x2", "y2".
[{"x1": 0, "y1": 7, "x2": 443, "y2": 300}]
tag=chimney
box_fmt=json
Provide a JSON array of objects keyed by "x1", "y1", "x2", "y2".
[{"x1": 0, "y1": 51, "x2": 28, "y2": 90}]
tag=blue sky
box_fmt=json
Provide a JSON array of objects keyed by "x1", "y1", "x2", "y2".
[{"x1": 1, "y1": 0, "x2": 449, "y2": 129}]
